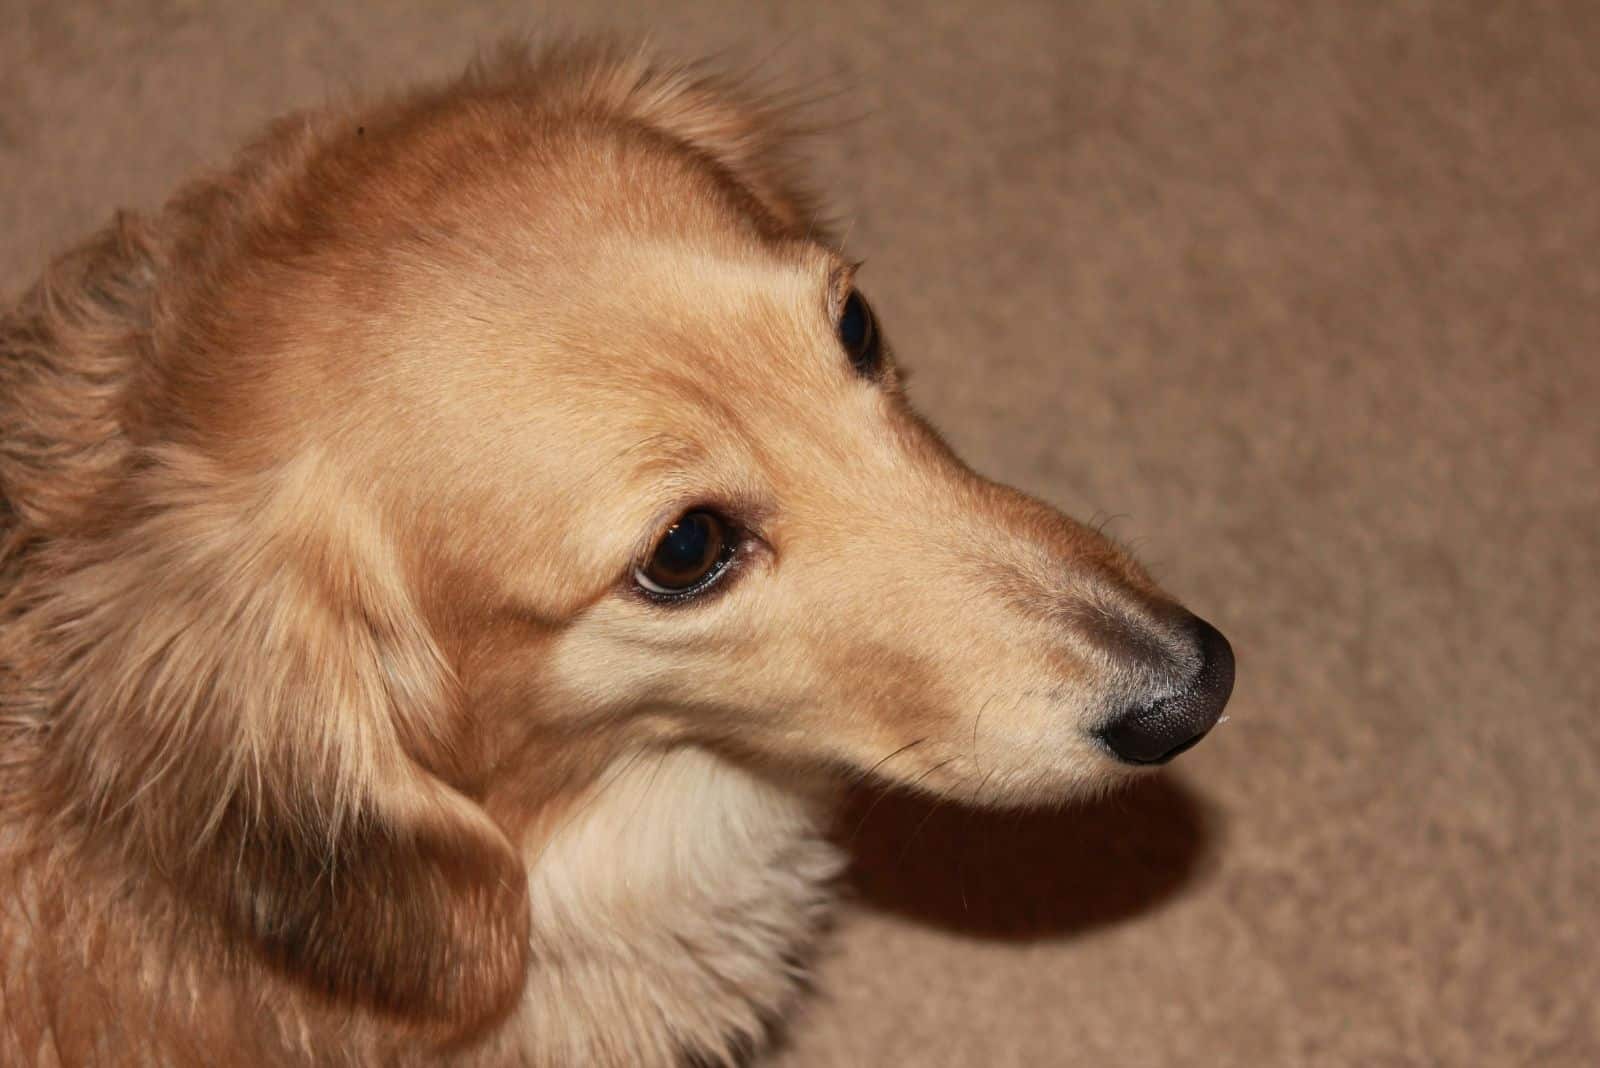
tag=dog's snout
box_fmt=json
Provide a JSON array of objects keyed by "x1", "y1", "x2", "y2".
[{"x1": 1097, "y1": 615, "x2": 1235, "y2": 765}]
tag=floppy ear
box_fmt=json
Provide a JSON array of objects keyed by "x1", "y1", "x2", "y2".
[
  {"x1": 473, "y1": 38, "x2": 824, "y2": 235},
  {"x1": 19, "y1": 449, "x2": 529, "y2": 1035}
]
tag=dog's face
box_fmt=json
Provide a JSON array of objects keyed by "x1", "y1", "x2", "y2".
[
  {"x1": 224, "y1": 87, "x2": 1233, "y2": 814},
  {"x1": 373, "y1": 228, "x2": 1218, "y2": 809},
  {"x1": 18, "y1": 45, "x2": 1232, "y2": 1040}
]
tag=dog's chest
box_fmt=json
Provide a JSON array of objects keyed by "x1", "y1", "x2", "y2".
[{"x1": 496, "y1": 748, "x2": 843, "y2": 1067}]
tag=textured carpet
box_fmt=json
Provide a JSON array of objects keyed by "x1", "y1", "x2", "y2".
[{"x1": 4, "y1": 2, "x2": 1596, "y2": 1065}]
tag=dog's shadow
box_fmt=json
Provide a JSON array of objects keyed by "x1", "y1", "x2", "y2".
[{"x1": 833, "y1": 773, "x2": 1219, "y2": 939}]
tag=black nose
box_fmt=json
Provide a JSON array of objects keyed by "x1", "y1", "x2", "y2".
[{"x1": 1097, "y1": 616, "x2": 1235, "y2": 765}]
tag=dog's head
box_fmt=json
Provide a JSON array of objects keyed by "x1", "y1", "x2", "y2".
[{"x1": 11, "y1": 42, "x2": 1230, "y2": 1040}]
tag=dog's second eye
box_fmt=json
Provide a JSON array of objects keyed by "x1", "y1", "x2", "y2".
[
  {"x1": 837, "y1": 290, "x2": 881, "y2": 375},
  {"x1": 636, "y1": 511, "x2": 733, "y2": 598}
]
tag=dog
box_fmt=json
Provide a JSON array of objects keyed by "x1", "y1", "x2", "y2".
[{"x1": 0, "y1": 39, "x2": 1234, "y2": 1066}]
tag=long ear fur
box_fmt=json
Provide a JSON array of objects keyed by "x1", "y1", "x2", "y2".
[{"x1": 2, "y1": 435, "x2": 529, "y2": 1034}]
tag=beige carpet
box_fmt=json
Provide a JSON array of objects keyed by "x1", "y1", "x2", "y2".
[{"x1": 4, "y1": 2, "x2": 1597, "y2": 1064}]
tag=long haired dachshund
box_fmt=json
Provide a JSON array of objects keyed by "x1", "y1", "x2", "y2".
[{"x1": 0, "y1": 39, "x2": 1233, "y2": 1067}]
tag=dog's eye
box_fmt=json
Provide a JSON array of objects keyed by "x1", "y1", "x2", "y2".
[
  {"x1": 837, "y1": 290, "x2": 881, "y2": 376},
  {"x1": 635, "y1": 511, "x2": 734, "y2": 598}
]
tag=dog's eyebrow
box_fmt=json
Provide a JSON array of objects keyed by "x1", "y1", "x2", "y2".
[
  {"x1": 607, "y1": 433, "x2": 711, "y2": 476},
  {"x1": 825, "y1": 259, "x2": 861, "y2": 310}
]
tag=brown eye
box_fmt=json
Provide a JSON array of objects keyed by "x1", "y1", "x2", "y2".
[{"x1": 635, "y1": 511, "x2": 733, "y2": 598}]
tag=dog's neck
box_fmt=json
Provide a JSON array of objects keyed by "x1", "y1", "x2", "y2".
[
  {"x1": 1, "y1": 743, "x2": 843, "y2": 1067},
  {"x1": 495, "y1": 745, "x2": 844, "y2": 1066}
]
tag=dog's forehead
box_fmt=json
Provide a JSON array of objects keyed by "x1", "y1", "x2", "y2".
[
  {"x1": 224, "y1": 103, "x2": 888, "y2": 591},
  {"x1": 384, "y1": 233, "x2": 896, "y2": 603},
  {"x1": 396, "y1": 187, "x2": 851, "y2": 419},
  {"x1": 468, "y1": 235, "x2": 862, "y2": 482},
  {"x1": 351, "y1": 115, "x2": 848, "y2": 382},
  {"x1": 328, "y1": 104, "x2": 810, "y2": 277}
]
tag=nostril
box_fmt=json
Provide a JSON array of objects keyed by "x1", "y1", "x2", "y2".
[{"x1": 1097, "y1": 615, "x2": 1235, "y2": 765}]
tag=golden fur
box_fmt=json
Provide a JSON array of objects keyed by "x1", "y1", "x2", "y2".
[{"x1": 1, "y1": 40, "x2": 1211, "y2": 1066}]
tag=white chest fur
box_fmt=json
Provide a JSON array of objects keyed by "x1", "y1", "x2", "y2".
[{"x1": 499, "y1": 748, "x2": 844, "y2": 1067}]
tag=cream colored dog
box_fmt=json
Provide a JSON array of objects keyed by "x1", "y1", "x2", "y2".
[{"x1": 0, "y1": 40, "x2": 1233, "y2": 1067}]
